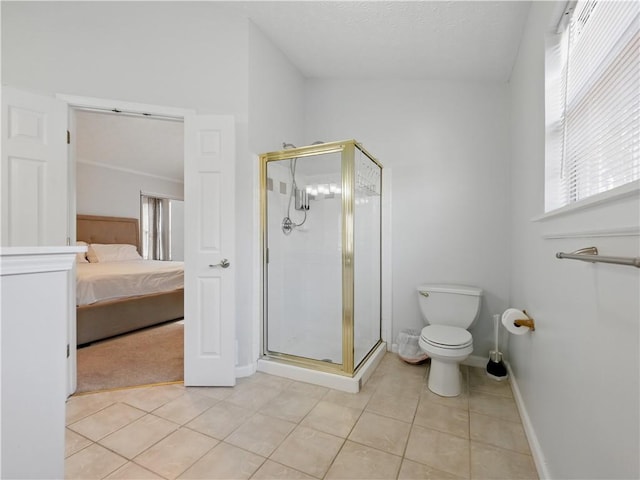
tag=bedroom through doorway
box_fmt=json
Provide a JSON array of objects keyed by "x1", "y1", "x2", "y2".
[{"x1": 72, "y1": 107, "x2": 185, "y2": 393}]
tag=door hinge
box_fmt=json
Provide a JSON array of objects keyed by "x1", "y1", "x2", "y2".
[
  {"x1": 66, "y1": 344, "x2": 70, "y2": 358},
  {"x1": 266, "y1": 248, "x2": 269, "y2": 264},
  {"x1": 67, "y1": 130, "x2": 70, "y2": 144}
]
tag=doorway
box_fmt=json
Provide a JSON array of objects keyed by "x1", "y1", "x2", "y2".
[{"x1": 72, "y1": 108, "x2": 185, "y2": 393}]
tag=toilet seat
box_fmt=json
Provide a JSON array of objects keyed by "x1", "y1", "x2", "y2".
[{"x1": 420, "y1": 325, "x2": 472, "y2": 349}]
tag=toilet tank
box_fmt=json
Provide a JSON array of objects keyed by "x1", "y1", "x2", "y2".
[{"x1": 417, "y1": 284, "x2": 483, "y2": 329}]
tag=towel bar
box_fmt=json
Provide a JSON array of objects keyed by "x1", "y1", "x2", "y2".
[{"x1": 556, "y1": 247, "x2": 640, "y2": 268}]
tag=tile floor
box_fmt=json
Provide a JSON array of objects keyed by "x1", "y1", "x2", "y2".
[{"x1": 65, "y1": 353, "x2": 539, "y2": 479}]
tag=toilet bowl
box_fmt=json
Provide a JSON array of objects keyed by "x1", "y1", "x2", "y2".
[
  {"x1": 419, "y1": 325, "x2": 473, "y2": 397},
  {"x1": 416, "y1": 284, "x2": 482, "y2": 397}
]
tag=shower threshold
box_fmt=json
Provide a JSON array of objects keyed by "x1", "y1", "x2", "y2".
[{"x1": 257, "y1": 342, "x2": 386, "y2": 393}]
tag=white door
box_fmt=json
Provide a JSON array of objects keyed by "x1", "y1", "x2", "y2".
[
  {"x1": 1, "y1": 87, "x2": 76, "y2": 396},
  {"x1": 184, "y1": 114, "x2": 236, "y2": 386},
  {"x1": 1, "y1": 87, "x2": 69, "y2": 246}
]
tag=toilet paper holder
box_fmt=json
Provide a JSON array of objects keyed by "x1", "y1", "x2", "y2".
[{"x1": 513, "y1": 310, "x2": 535, "y2": 331}]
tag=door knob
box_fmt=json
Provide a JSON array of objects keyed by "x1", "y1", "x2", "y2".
[{"x1": 209, "y1": 258, "x2": 230, "y2": 268}]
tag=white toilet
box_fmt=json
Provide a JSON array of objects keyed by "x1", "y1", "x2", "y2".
[{"x1": 417, "y1": 284, "x2": 483, "y2": 397}]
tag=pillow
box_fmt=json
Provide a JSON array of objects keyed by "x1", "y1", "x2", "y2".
[
  {"x1": 87, "y1": 243, "x2": 142, "y2": 263},
  {"x1": 76, "y1": 241, "x2": 89, "y2": 263}
]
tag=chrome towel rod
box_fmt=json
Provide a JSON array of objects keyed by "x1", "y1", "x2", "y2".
[{"x1": 556, "y1": 247, "x2": 640, "y2": 268}]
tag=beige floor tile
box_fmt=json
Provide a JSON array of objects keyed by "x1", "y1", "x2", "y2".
[
  {"x1": 135, "y1": 427, "x2": 218, "y2": 479},
  {"x1": 65, "y1": 428, "x2": 92, "y2": 458},
  {"x1": 375, "y1": 377, "x2": 425, "y2": 400},
  {"x1": 325, "y1": 440, "x2": 402, "y2": 479},
  {"x1": 376, "y1": 369, "x2": 427, "y2": 391},
  {"x1": 121, "y1": 384, "x2": 185, "y2": 412},
  {"x1": 185, "y1": 385, "x2": 234, "y2": 401},
  {"x1": 152, "y1": 391, "x2": 219, "y2": 425},
  {"x1": 250, "y1": 372, "x2": 294, "y2": 390},
  {"x1": 366, "y1": 389, "x2": 419, "y2": 423},
  {"x1": 259, "y1": 390, "x2": 320, "y2": 423},
  {"x1": 398, "y1": 458, "x2": 463, "y2": 479},
  {"x1": 300, "y1": 400, "x2": 362, "y2": 438},
  {"x1": 65, "y1": 443, "x2": 127, "y2": 479},
  {"x1": 323, "y1": 388, "x2": 372, "y2": 411},
  {"x1": 376, "y1": 353, "x2": 422, "y2": 375},
  {"x1": 105, "y1": 462, "x2": 163, "y2": 479},
  {"x1": 470, "y1": 412, "x2": 531, "y2": 455},
  {"x1": 178, "y1": 442, "x2": 265, "y2": 479},
  {"x1": 251, "y1": 460, "x2": 316, "y2": 479},
  {"x1": 225, "y1": 381, "x2": 285, "y2": 410},
  {"x1": 287, "y1": 380, "x2": 330, "y2": 399},
  {"x1": 185, "y1": 400, "x2": 254, "y2": 439},
  {"x1": 470, "y1": 442, "x2": 538, "y2": 479},
  {"x1": 225, "y1": 413, "x2": 296, "y2": 457},
  {"x1": 66, "y1": 390, "x2": 125, "y2": 425},
  {"x1": 363, "y1": 369, "x2": 386, "y2": 390},
  {"x1": 414, "y1": 398, "x2": 470, "y2": 438},
  {"x1": 468, "y1": 368, "x2": 513, "y2": 398},
  {"x1": 99, "y1": 414, "x2": 179, "y2": 459},
  {"x1": 348, "y1": 411, "x2": 411, "y2": 456},
  {"x1": 65, "y1": 353, "x2": 537, "y2": 480},
  {"x1": 68, "y1": 403, "x2": 146, "y2": 442},
  {"x1": 420, "y1": 382, "x2": 470, "y2": 411},
  {"x1": 270, "y1": 425, "x2": 344, "y2": 478},
  {"x1": 469, "y1": 391, "x2": 521, "y2": 423},
  {"x1": 404, "y1": 425, "x2": 470, "y2": 479}
]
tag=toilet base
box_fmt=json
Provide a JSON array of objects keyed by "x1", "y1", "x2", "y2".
[{"x1": 427, "y1": 359, "x2": 463, "y2": 397}]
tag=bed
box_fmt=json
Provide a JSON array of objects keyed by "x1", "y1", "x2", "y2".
[{"x1": 76, "y1": 214, "x2": 184, "y2": 345}]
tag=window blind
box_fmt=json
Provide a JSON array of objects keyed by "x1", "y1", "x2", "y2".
[{"x1": 548, "y1": 0, "x2": 639, "y2": 211}]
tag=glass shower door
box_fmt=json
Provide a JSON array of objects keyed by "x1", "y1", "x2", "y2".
[
  {"x1": 265, "y1": 152, "x2": 344, "y2": 365},
  {"x1": 353, "y1": 146, "x2": 382, "y2": 367}
]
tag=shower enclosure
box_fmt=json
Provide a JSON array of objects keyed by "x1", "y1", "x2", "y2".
[{"x1": 260, "y1": 140, "x2": 382, "y2": 377}]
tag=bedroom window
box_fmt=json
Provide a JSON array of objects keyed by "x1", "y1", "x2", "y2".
[
  {"x1": 140, "y1": 193, "x2": 183, "y2": 261},
  {"x1": 545, "y1": 0, "x2": 639, "y2": 212}
]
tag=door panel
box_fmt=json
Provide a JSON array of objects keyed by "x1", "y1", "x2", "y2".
[
  {"x1": 1, "y1": 87, "x2": 68, "y2": 246},
  {"x1": 184, "y1": 114, "x2": 235, "y2": 386}
]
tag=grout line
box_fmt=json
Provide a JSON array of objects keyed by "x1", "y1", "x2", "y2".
[{"x1": 66, "y1": 353, "x2": 538, "y2": 480}]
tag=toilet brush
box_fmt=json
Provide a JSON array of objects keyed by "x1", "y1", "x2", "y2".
[{"x1": 486, "y1": 314, "x2": 508, "y2": 381}]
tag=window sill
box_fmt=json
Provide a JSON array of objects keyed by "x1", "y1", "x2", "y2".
[{"x1": 532, "y1": 180, "x2": 640, "y2": 222}]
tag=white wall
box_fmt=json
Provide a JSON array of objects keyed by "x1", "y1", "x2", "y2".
[
  {"x1": 509, "y1": 3, "x2": 640, "y2": 479},
  {"x1": 76, "y1": 162, "x2": 183, "y2": 220},
  {"x1": 247, "y1": 22, "x2": 306, "y2": 365},
  {"x1": 2, "y1": 1, "x2": 259, "y2": 367},
  {"x1": 304, "y1": 80, "x2": 512, "y2": 357},
  {"x1": 248, "y1": 22, "x2": 305, "y2": 153}
]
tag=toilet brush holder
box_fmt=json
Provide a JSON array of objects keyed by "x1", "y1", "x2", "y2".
[
  {"x1": 486, "y1": 313, "x2": 508, "y2": 381},
  {"x1": 486, "y1": 350, "x2": 508, "y2": 381}
]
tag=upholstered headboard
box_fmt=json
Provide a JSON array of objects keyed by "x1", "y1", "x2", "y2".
[{"x1": 76, "y1": 215, "x2": 140, "y2": 251}]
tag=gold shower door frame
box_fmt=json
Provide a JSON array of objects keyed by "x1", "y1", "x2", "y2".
[{"x1": 260, "y1": 140, "x2": 383, "y2": 376}]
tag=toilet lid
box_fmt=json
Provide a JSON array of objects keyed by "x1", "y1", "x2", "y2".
[{"x1": 421, "y1": 325, "x2": 472, "y2": 348}]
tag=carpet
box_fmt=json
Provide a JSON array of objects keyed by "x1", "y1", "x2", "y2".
[{"x1": 76, "y1": 320, "x2": 183, "y2": 394}]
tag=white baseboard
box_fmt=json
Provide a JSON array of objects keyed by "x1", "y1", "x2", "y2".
[
  {"x1": 235, "y1": 362, "x2": 257, "y2": 378},
  {"x1": 506, "y1": 361, "x2": 550, "y2": 480}
]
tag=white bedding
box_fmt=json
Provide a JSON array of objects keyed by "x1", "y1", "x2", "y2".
[{"x1": 77, "y1": 260, "x2": 184, "y2": 306}]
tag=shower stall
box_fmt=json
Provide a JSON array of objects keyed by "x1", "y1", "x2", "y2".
[{"x1": 259, "y1": 140, "x2": 384, "y2": 387}]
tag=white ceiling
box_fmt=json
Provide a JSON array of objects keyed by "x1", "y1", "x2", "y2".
[
  {"x1": 233, "y1": 1, "x2": 532, "y2": 81},
  {"x1": 76, "y1": 1, "x2": 532, "y2": 180}
]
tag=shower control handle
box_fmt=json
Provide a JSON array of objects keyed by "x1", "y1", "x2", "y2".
[{"x1": 209, "y1": 258, "x2": 230, "y2": 269}]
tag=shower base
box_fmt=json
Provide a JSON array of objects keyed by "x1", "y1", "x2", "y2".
[{"x1": 257, "y1": 341, "x2": 386, "y2": 393}]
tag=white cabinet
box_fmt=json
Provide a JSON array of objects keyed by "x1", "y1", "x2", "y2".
[{"x1": 1, "y1": 247, "x2": 81, "y2": 479}]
